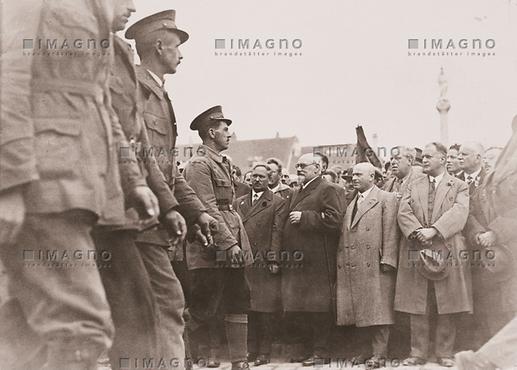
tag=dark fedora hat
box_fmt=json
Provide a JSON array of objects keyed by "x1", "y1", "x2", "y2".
[{"x1": 125, "y1": 10, "x2": 189, "y2": 45}]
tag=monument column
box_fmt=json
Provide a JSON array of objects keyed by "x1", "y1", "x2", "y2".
[{"x1": 436, "y1": 67, "x2": 451, "y2": 145}]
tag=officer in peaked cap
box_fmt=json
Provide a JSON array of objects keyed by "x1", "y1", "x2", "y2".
[
  {"x1": 190, "y1": 105, "x2": 232, "y2": 131},
  {"x1": 127, "y1": 9, "x2": 219, "y2": 369},
  {"x1": 126, "y1": 9, "x2": 189, "y2": 44},
  {"x1": 183, "y1": 105, "x2": 253, "y2": 370}
]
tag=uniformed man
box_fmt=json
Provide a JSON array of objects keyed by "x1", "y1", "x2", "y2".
[
  {"x1": 183, "y1": 106, "x2": 253, "y2": 370},
  {"x1": 92, "y1": 5, "x2": 216, "y2": 369},
  {"x1": 0, "y1": 1, "x2": 158, "y2": 369},
  {"x1": 123, "y1": 10, "x2": 217, "y2": 366}
]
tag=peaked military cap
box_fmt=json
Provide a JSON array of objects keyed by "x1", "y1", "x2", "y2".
[
  {"x1": 190, "y1": 105, "x2": 232, "y2": 131},
  {"x1": 125, "y1": 10, "x2": 189, "y2": 44}
]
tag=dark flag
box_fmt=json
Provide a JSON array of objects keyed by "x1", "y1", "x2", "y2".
[{"x1": 355, "y1": 125, "x2": 382, "y2": 168}]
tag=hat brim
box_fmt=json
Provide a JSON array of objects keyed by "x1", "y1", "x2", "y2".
[
  {"x1": 173, "y1": 29, "x2": 189, "y2": 44},
  {"x1": 125, "y1": 26, "x2": 189, "y2": 44},
  {"x1": 190, "y1": 118, "x2": 232, "y2": 130}
]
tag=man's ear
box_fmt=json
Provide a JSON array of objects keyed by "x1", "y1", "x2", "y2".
[
  {"x1": 207, "y1": 127, "x2": 216, "y2": 140},
  {"x1": 155, "y1": 39, "x2": 164, "y2": 54}
]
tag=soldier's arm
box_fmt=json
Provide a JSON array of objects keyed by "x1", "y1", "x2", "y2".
[
  {"x1": 173, "y1": 173, "x2": 207, "y2": 225},
  {"x1": 380, "y1": 192, "x2": 400, "y2": 269},
  {"x1": 299, "y1": 185, "x2": 344, "y2": 233},
  {"x1": 184, "y1": 160, "x2": 237, "y2": 250},
  {"x1": 433, "y1": 181, "x2": 470, "y2": 240},
  {"x1": 0, "y1": 2, "x2": 41, "y2": 193},
  {"x1": 138, "y1": 126, "x2": 180, "y2": 214},
  {"x1": 107, "y1": 87, "x2": 147, "y2": 195}
]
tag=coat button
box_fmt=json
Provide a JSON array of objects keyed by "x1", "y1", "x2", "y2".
[
  {"x1": 367, "y1": 262, "x2": 371, "y2": 267},
  {"x1": 351, "y1": 264, "x2": 356, "y2": 269},
  {"x1": 366, "y1": 244, "x2": 371, "y2": 249},
  {"x1": 366, "y1": 227, "x2": 370, "y2": 231},
  {"x1": 351, "y1": 245, "x2": 356, "y2": 250}
]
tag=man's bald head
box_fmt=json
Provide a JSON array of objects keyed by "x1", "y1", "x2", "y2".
[
  {"x1": 295, "y1": 154, "x2": 323, "y2": 184},
  {"x1": 459, "y1": 142, "x2": 485, "y2": 174},
  {"x1": 352, "y1": 162, "x2": 376, "y2": 193}
]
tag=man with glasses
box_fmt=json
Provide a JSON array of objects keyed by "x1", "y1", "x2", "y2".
[{"x1": 281, "y1": 153, "x2": 345, "y2": 366}]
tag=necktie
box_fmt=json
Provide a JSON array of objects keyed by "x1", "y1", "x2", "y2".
[
  {"x1": 351, "y1": 194, "x2": 363, "y2": 221},
  {"x1": 428, "y1": 177, "x2": 436, "y2": 225},
  {"x1": 252, "y1": 193, "x2": 260, "y2": 204}
]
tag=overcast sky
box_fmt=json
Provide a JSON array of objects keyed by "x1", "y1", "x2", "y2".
[{"x1": 126, "y1": 0, "x2": 517, "y2": 149}]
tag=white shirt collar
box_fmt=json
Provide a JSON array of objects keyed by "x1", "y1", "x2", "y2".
[
  {"x1": 270, "y1": 182, "x2": 281, "y2": 193},
  {"x1": 147, "y1": 69, "x2": 164, "y2": 87},
  {"x1": 359, "y1": 186, "x2": 374, "y2": 199},
  {"x1": 302, "y1": 176, "x2": 319, "y2": 189},
  {"x1": 429, "y1": 171, "x2": 445, "y2": 185},
  {"x1": 465, "y1": 167, "x2": 482, "y2": 180},
  {"x1": 252, "y1": 190, "x2": 264, "y2": 201}
]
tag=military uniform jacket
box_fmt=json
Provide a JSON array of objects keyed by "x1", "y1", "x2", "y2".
[
  {"x1": 183, "y1": 145, "x2": 252, "y2": 270},
  {"x1": 135, "y1": 66, "x2": 206, "y2": 245},
  {"x1": 234, "y1": 189, "x2": 287, "y2": 312},
  {"x1": 3, "y1": 0, "x2": 142, "y2": 226},
  {"x1": 108, "y1": 36, "x2": 180, "y2": 229}
]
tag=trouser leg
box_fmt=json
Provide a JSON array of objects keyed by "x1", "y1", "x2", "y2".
[
  {"x1": 434, "y1": 314, "x2": 456, "y2": 359},
  {"x1": 311, "y1": 312, "x2": 331, "y2": 358},
  {"x1": 137, "y1": 243, "x2": 185, "y2": 367},
  {"x1": 247, "y1": 311, "x2": 259, "y2": 355},
  {"x1": 92, "y1": 229, "x2": 159, "y2": 370},
  {"x1": 0, "y1": 211, "x2": 113, "y2": 369},
  {"x1": 410, "y1": 314, "x2": 430, "y2": 359},
  {"x1": 258, "y1": 312, "x2": 274, "y2": 356},
  {"x1": 370, "y1": 325, "x2": 390, "y2": 358}
]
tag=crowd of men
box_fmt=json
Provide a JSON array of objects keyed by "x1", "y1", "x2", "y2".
[{"x1": 1, "y1": 1, "x2": 516, "y2": 370}]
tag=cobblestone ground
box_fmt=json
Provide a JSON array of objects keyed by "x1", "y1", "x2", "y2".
[{"x1": 97, "y1": 360, "x2": 462, "y2": 370}]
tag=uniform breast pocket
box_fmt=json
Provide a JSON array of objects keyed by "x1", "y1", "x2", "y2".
[
  {"x1": 213, "y1": 177, "x2": 233, "y2": 198},
  {"x1": 34, "y1": 118, "x2": 81, "y2": 179},
  {"x1": 143, "y1": 112, "x2": 172, "y2": 162}
]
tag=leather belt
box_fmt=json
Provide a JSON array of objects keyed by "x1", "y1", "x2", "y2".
[{"x1": 217, "y1": 204, "x2": 234, "y2": 211}]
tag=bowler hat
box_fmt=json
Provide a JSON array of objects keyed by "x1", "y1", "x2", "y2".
[
  {"x1": 125, "y1": 10, "x2": 189, "y2": 44},
  {"x1": 190, "y1": 105, "x2": 232, "y2": 131}
]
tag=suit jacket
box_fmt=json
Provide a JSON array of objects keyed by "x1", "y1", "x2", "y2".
[
  {"x1": 234, "y1": 189, "x2": 287, "y2": 312},
  {"x1": 395, "y1": 172, "x2": 473, "y2": 314},
  {"x1": 382, "y1": 168, "x2": 425, "y2": 199},
  {"x1": 458, "y1": 167, "x2": 487, "y2": 195},
  {"x1": 281, "y1": 176, "x2": 345, "y2": 312},
  {"x1": 184, "y1": 145, "x2": 252, "y2": 269},
  {"x1": 271, "y1": 182, "x2": 294, "y2": 202},
  {"x1": 336, "y1": 186, "x2": 399, "y2": 327},
  {"x1": 136, "y1": 66, "x2": 206, "y2": 245}
]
